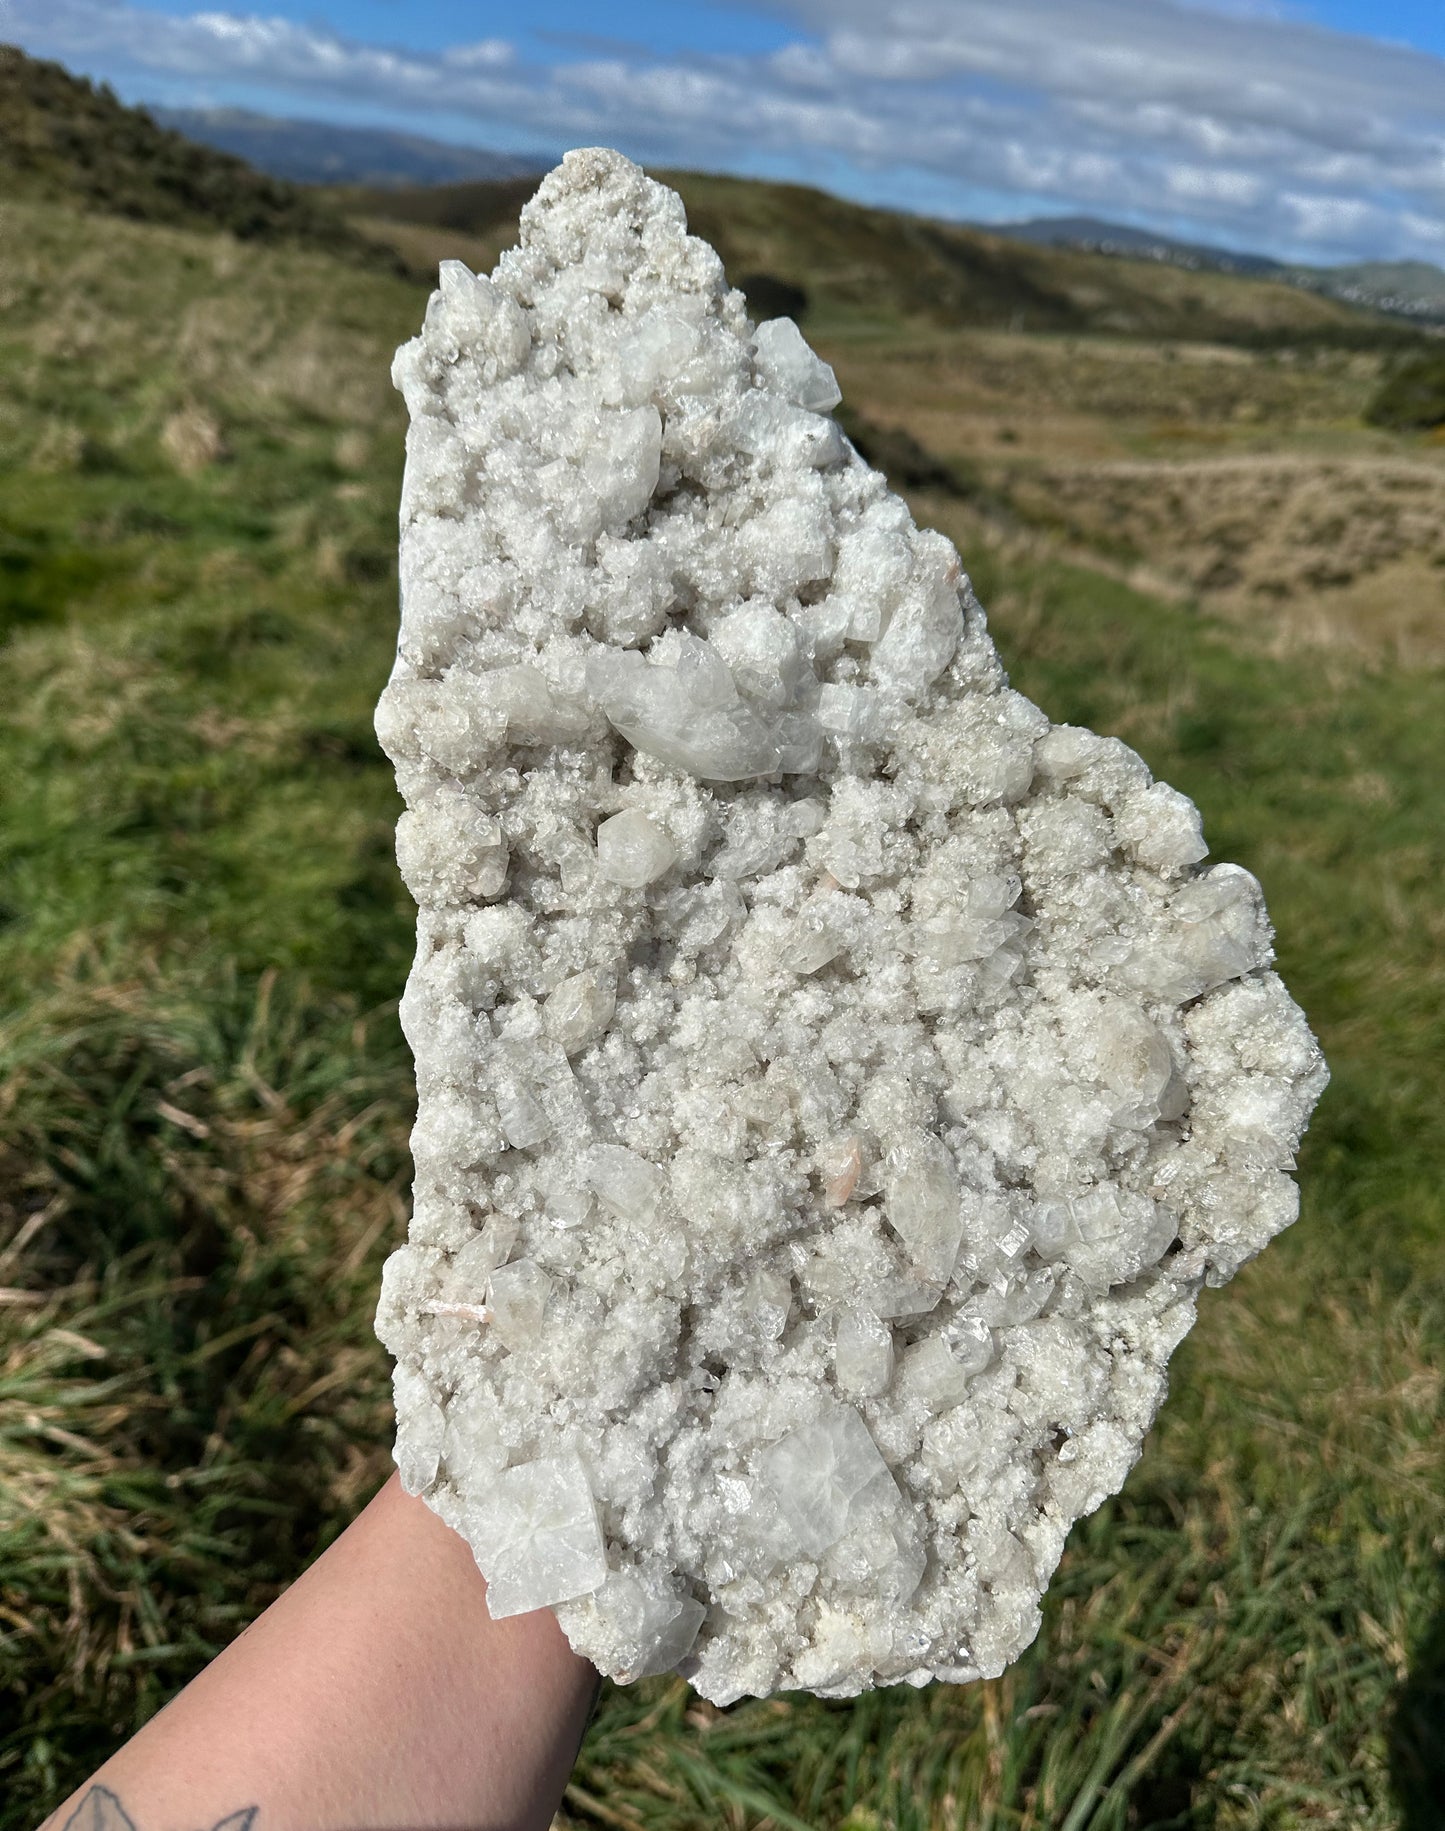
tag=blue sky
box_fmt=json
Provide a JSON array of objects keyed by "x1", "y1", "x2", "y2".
[{"x1": 5, "y1": 0, "x2": 1445, "y2": 266}]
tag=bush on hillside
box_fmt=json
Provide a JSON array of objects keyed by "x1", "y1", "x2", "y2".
[
  {"x1": 739, "y1": 271, "x2": 809, "y2": 322},
  {"x1": 1364, "y1": 351, "x2": 1445, "y2": 430}
]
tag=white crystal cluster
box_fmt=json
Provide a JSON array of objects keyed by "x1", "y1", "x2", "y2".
[{"x1": 374, "y1": 149, "x2": 1327, "y2": 1704}]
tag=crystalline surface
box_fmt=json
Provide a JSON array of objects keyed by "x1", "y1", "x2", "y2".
[
  {"x1": 374, "y1": 149, "x2": 1328, "y2": 1704},
  {"x1": 466, "y1": 1453, "x2": 609, "y2": 1619}
]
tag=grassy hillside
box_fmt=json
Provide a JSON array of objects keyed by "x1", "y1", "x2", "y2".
[
  {"x1": 983, "y1": 217, "x2": 1445, "y2": 328},
  {"x1": 0, "y1": 45, "x2": 393, "y2": 267},
  {"x1": 338, "y1": 168, "x2": 1430, "y2": 351},
  {"x1": 0, "y1": 150, "x2": 1442, "y2": 1831}
]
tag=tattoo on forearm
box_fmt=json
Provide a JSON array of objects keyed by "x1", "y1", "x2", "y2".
[{"x1": 60, "y1": 1786, "x2": 257, "y2": 1831}]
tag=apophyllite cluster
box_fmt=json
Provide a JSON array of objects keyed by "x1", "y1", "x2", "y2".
[{"x1": 374, "y1": 149, "x2": 1327, "y2": 1705}]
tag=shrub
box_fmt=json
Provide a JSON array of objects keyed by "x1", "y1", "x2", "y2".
[
  {"x1": 1364, "y1": 352, "x2": 1445, "y2": 430},
  {"x1": 738, "y1": 271, "x2": 810, "y2": 322}
]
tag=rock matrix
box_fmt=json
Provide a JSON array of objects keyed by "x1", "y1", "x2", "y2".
[{"x1": 374, "y1": 149, "x2": 1327, "y2": 1704}]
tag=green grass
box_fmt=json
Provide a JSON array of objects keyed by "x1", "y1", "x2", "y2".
[{"x1": 0, "y1": 186, "x2": 1441, "y2": 1830}]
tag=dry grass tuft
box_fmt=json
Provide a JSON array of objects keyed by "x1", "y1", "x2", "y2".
[
  {"x1": 159, "y1": 406, "x2": 227, "y2": 476},
  {"x1": 0, "y1": 960, "x2": 412, "y2": 1799}
]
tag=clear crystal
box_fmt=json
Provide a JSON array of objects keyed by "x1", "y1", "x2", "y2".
[{"x1": 468, "y1": 1454, "x2": 608, "y2": 1618}]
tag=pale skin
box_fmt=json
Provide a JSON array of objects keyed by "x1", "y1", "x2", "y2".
[{"x1": 41, "y1": 1473, "x2": 602, "y2": 1831}]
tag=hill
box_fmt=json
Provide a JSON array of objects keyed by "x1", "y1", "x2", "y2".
[
  {"x1": 1318, "y1": 257, "x2": 1445, "y2": 322},
  {"x1": 990, "y1": 213, "x2": 1286, "y2": 279},
  {"x1": 150, "y1": 105, "x2": 551, "y2": 189},
  {"x1": 989, "y1": 214, "x2": 1445, "y2": 327},
  {"x1": 0, "y1": 45, "x2": 394, "y2": 266},
  {"x1": 337, "y1": 169, "x2": 1429, "y2": 350},
  {"x1": 110, "y1": 91, "x2": 1445, "y2": 330}
]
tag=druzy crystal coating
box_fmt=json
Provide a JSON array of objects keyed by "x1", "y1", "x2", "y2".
[{"x1": 374, "y1": 149, "x2": 1327, "y2": 1704}]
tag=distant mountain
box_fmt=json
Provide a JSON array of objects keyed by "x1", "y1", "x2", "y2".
[
  {"x1": 0, "y1": 45, "x2": 395, "y2": 267},
  {"x1": 151, "y1": 107, "x2": 550, "y2": 190},
  {"x1": 990, "y1": 214, "x2": 1445, "y2": 326}
]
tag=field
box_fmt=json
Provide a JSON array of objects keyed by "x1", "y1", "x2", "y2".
[{"x1": 1, "y1": 137, "x2": 1442, "y2": 1830}]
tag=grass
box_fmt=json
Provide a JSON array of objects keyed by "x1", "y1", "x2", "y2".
[{"x1": 0, "y1": 167, "x2": 1441, "y2": 1829}]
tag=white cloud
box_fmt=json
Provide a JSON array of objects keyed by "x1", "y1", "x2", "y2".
[
  {"x1": 442, "y1": 41, "x2": 514, "y2": 72},
  {"x1": 1281, "y1": 192, "x2": 1382, "y2": 242},
  {"x1": 1400, "y1": 210, "x2": 1445, "y2": 254},
  {"x1": 5, "y1": 0, "x2": 1445, "y2": 263},
  {"x1": 1163, "y1": 165, "x2": 1265, "y2": 208}
]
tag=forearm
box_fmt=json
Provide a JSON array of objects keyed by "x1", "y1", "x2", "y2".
[{"x1": 44, "y1": 1474, "x2": 600, "y2": 1831}]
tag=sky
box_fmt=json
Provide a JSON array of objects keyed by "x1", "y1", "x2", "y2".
[{"x1": 3, "y1": 0, "x2": 1445, "y2": 268}]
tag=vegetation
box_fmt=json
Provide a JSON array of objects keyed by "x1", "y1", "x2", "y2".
[
  {"x1": 1366, "y1": 352, "x2": 1445, "y2": 431},
  {"x1": 0, "y1": 45, "x2": 394, "y2": 267},
  {"x1": 1, "y1": 78, "x2": 1442, "y2": 1829}
]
